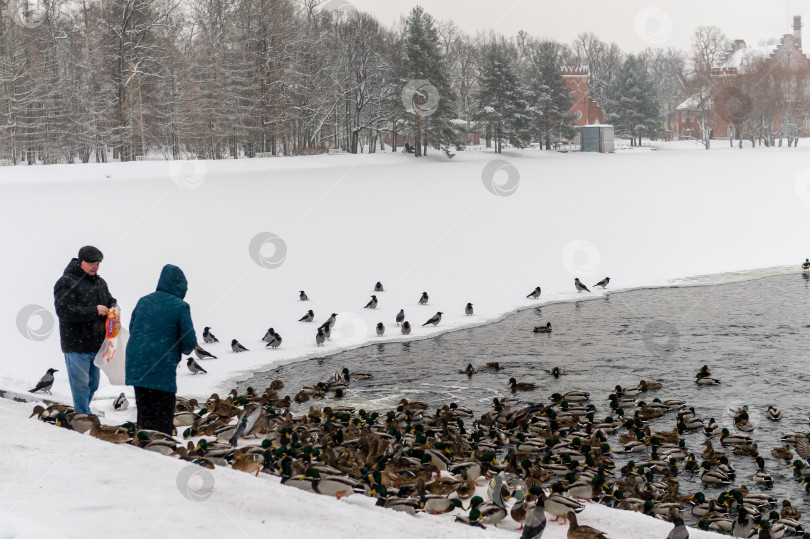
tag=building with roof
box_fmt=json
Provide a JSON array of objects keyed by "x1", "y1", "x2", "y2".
[
  {"x1": 677, "y1": 16, "x2": 810, "y2": 143},
  {"x1": 562, "y1": 66, "x2": 605, "y2": 127}
]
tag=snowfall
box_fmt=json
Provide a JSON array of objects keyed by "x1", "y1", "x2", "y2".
[{"x1": 2, "y1": 139, "x2": 809, "y2": 538}]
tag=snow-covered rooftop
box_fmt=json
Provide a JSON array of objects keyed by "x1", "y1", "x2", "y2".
[{"x1": 716, "y1": 43, "x2": 778, "y2": 73}]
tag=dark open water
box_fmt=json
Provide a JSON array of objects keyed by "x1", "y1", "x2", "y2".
[{"x1": 242, "y1": 273, "x2": 810, "y2": 524}]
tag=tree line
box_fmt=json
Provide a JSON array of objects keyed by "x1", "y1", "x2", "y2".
[{"x1": 0, "y1": 1, "x2": 803, "y2": 164}]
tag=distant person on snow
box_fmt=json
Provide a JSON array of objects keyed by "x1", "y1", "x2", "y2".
[
  {"x1": 126, "y1": 264, "x2": 196, "y2": 435},
  {"x1": 404, "y1": 142, "x2": 412, "y2": 154},
  {"x1": 54, "y1": 246, "x2": 116, "y2": 415}
]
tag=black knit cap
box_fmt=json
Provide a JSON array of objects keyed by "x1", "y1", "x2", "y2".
[{"x1": 78, "y1": 245, "x2": 103, "y2": 263}]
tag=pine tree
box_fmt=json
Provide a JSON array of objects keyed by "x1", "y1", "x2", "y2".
[
  {"x1": 525, "y1": 40, "x2": 575, "y2": 149},
  {"x1": 400, "y1": 6, "x2": 461, "y2": 157},
  {"x1": 606, "y1": 54, "x2": 661, "y2": 145},
  {"x1": 474, "y1": 38, "x2": 533, "y2": 153}
]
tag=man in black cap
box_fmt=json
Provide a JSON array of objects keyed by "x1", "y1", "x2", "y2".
[{"x1": 53, "y1": 246, "x2": 116, "y2": 414}]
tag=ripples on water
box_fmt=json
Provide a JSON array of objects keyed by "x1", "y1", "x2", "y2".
[{"x1": 242, "y1": 273, "x2": 810, "y2": 525}]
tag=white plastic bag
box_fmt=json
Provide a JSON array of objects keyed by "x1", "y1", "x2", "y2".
[{"x1": 94, "y1": 328, "x2": 128, "y2": 385}]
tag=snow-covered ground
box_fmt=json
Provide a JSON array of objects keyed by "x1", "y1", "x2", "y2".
[{"x1": 3, "y1": 139, "x2": 808, "y2": 538}]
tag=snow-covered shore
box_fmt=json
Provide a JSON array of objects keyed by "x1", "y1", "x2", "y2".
[{"x1": 3, "y1": 140, "x2": 808, "y2": 537}]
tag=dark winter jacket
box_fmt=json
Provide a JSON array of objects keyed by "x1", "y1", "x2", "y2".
[
  {"x1": 125, "y1": 265, "x2": 197, "y2": 393},
  {"x1": 53, "y1": 258, "x2": 116, "y2": 353}
]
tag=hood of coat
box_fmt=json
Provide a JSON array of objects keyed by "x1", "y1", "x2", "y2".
[
  {"x1": 156, "y1": 264, "x2": 188, "y2": 299},
  {"x1": 63, "y1": 258, "x2": 98, "y2": 281}
]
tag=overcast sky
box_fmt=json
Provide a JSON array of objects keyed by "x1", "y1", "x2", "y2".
[{"x1": 345, "y1": 0, "x2": 808, "y2": 52}]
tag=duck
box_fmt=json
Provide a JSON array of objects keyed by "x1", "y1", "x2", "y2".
[
  {"x1": 766, "y1": 405, "x2": 782, "y2": 421},
  {"x1": 613, "y1": 384, "x2": 642, "y2": 397},
  {"x1": 772, "y1": 445, "x2": 793, "y2": 461},
  {"x1": 79, "y1": 415, "x2": 133, "y2": 443},
  {"x1": 607, "y1": 394, "x2": 635, "y2": 409},
  {"x1": 551, "y1": 366, "x2": 564, "y2": 378},
  {"x1": 341, "y1": 368, "x2": 372, "y2": 381},
  {"x1": 780, "y1": 499, "x2": 801, "y2": 520},
  {"x1": 754, "y1": 457, "x2": 773, "y2": 488},
  {"x1": 731, "y1": 443, "x2": 759, "y2": 457},
  {"x1": 720, "y1": 428, "x2": 752, "y2": 446},
  {"x1": 467, "y1": 496, "x2": 507, "y2": 526},
  {"x1": 552, "y1": 391, "x2": 590, "y2": 403},
  {"x1": 700, "y1": 461, "x2": 730, "y2": 485},
  {"x1": 701, "y1": 440, "x2": 725, "y2": 464},
  {"x1": 545, "y1": 483, "x2": 584, "y2": 523},
  {"x1": 55, "y1": 412, "x2": 92, "y2": 433},
  {"x1": 638, "y1": 380, "x2": 662, "y2": 391},
  {"x1": 533, "y1": 322, "x2": 552, "y2": 333},
  {"x1": 398, "y1": 398, "x2": 428, "y2": 410},
  {"x1": 695, "y1": 373, "x2": 721, "y2": 385},
  {"x1": 790, "y1": 460, "x2": 810, "y2": 478},
  {"x1": 566, "y1": 474, "x2": 607, "y2": 501},
  {"x1": 566, "y1": 511, "x2": 608, "y2": 538},
  {"x1": 733, "y1": 411, "x2": 755, "y2": 432},
  {"x1": 508, "y1": 378, "x2": 537, "y2": 391},
  {"x1": 703, "y1": 417, "x2": 719, "y2": 437},
  {"x1": 485, "y1": 362, "x2": 501, "y2": 370}
]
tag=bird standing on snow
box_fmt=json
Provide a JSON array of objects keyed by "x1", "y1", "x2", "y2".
[
  {"x1": 465, "y1": 303, "x2": 473, "y2": 316},
  {"x1": 263, "y1": 328, "x2": 276, "y2": 343},
  {"x1": 422, "y1": 312, "x2": 443, "y2": 327},
  {"x1": 299, "y1": 290, "x2": 308, "y2": 301},
  {"x1": 395, "y1": 309, "x2": 405, "y2": 326},
  {"x1": 574, "y1": 278, "x2": 590, "y2": 293},
  {"x1": 364, "y1": 295, "x2": 378, "y2": 309},
  {"x1": 316, "y1": 328, "x2": 326, "y2": 347},
  {"x1": 202, "y1": 327, "x2": 219, "y2": 343},
  {"x1": 374, "y1": 282, "x2": 384, "y2": 292},
  {"x1": 520, "y1": 493, "x2": 546, "y2": 539},
  {"x1": 526, "y1": 287, "x2": 541, "y2": 299},
  {"x1": 323, "y1": 313, "x2": 337, "y2": 329},
  {"x1": 376, "y1": 322, "x2": 385, "y2": 336},
  {"x1": 567, "y1": 512, "x2": 607, "y2": 539},
  {"x1": 112, "y1": 392, "x2": 129, "y2": 411},
  {"x1": 419, "y1": 292, "x2": 429, "y2": 305},
  {"x1": 266, "y1": 332, "x2": 282, "y2": 349},
  {"x1": 194, "y1": 344, "x2": 217, "y2": 360},
  {"x1": 29, "y1": 368, "x2": 58, "y2": 394},
  {"x1": 594, "y1": 277, "x2": 610, "y2": 289},
  {"x1": 299, "y1": 310, "x2": 314, "y2": 322},
  {"x1": 187, "y1": 357, "x2": 207, "y2": 374},
  {"x1": 231, "y1": 339, "x2": 249, "y2": 353},
  {"x1": 401, "y1": 321, "x2": 412, "y2": 335},
  {"x1": 803, "y1": 259, "x2": 810, "y2": 272}
]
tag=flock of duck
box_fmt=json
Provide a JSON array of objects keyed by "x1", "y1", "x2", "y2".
[{"x1": 28, "y1": 358, "x2": 810, "y2": 538}]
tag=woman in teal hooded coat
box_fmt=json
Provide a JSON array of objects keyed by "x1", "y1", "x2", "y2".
[{"x1": 126, "y1": 264, "x2": 197, "y2": 434}]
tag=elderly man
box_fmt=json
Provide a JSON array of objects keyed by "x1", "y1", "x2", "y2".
[{"x1": 53, "y1": 246, "x2": 116, "y2": 414}]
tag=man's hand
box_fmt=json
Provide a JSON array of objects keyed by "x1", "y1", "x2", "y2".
[{"x1": 97, "y1": 305, "x2": 110, "y2": 316}]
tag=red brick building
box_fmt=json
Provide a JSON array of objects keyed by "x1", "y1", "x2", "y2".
[
  {"x1": 562, "y1": 66, "x2": 605, "y2": 126},
  {"x1": 677, "y1": 16, "x2": 810, "y2": 141}
]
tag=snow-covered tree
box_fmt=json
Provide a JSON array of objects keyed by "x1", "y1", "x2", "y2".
[
  {"x1": 524, "y1": 39, "x2": 575, "y2": 149},
  {"x1": 399, "y1": 6, "x2": 461, "y2": 157},
  {"x1": 606, "y1": 54, "x2": 661, "y2": 145},
  {"x1": 474, "y1": 38, "x2": 534, "y2": 153}
]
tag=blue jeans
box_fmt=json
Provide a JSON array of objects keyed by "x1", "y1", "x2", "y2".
[{"x1": 64, "y1": 353, "x2": 100, "y2": 415}]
